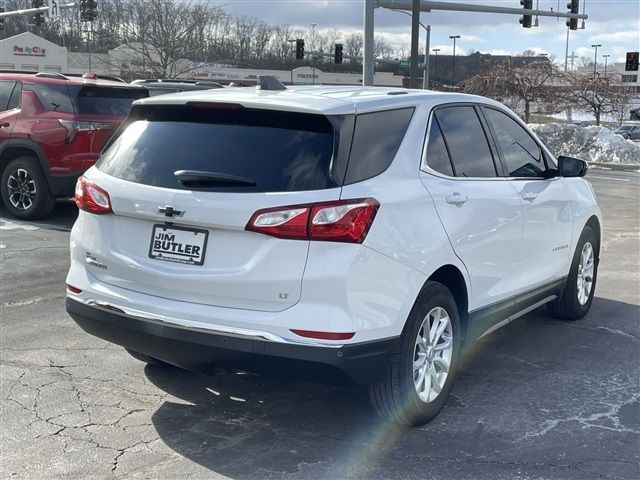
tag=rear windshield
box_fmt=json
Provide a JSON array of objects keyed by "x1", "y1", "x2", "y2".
[
  {"x1": 26, "y1": 83, "x2": 146, "y2": 115},
  {"x1": 69, "y1": 86, "x2": 148, "y2": 115},
  {"x1": 97, "y1": 106, "x2": 338, "y2": 193}
]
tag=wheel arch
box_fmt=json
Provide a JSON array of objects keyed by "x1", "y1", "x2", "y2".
[
  {"x1": 0, "y1": 140, "x2": 50, "y2": 180},
  {"x1": 584, "y1": 215, "x2": 601, "y2": 258},
  {"x1": 425, "y1": 264, "x2": 470, "y2": 345}
]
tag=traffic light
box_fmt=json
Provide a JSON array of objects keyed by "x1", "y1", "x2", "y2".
[
  {"x1": 334, "y1": 43, "x2": 343, "y2": 64},
  {"x1": 31, "y1": 0, "x2": 45, "y2": 27},
  {"x1": 519, "y1": 0, "x2": 533, "y2": 28},
  {"x1": 295, "y1": 39, "x2": 305, "y2": 60},
  {"x1": 566, "y1": 0, "x2": 579, "y2": 31},
  {"x1": 80, "y1": 0, "x2": 98, "y2": 22},
  {"x1": 626, "y1": 52, "x2": 639, "y2": 72}
]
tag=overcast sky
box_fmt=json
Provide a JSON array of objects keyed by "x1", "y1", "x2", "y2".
[{"x1": 221, "y1": 0, "x2": 639, "y2": 64}]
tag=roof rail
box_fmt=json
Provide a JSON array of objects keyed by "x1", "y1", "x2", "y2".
[
  {"x1": 35, "y1": 72, "x2": 69, "y2": 80},
  {"x1": 256, "y1": 75, "x2": 286, "y2": 91},
  {"x1": 63, "y1": 72, "x2": 127, "y2": 83}
]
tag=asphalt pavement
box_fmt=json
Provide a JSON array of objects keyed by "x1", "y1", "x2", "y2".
[{"x1": 1, "y1": 168, "x2": 639, "y2": 480}]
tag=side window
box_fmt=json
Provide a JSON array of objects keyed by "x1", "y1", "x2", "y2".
[
  {"x1": 435, "y1": 106, "x2": 497, "y2": 178},
  {"x1": 424, "y1": 118, "x2": 454, "y2": 176},
  {"x1": 7, "y1": 82, "x2": 22, "y2": 110},
  {"x1": 0, "y1": 81, "x2": 16, "y2": 111},
  {"x1": 344, "y1": 107, "x2": 414, "y2": 184},
  {"x1": 25, "y1": 83, "x2": 75, "y2": 113},
  {"x1": 484, "y1": 108, "x2": 546, "y2": 177}
]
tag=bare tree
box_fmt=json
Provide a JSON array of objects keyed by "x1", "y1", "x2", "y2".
[
  {"x1": 563, "y1": 72, "x2": 630, "y2": 126},
  {"x1": 464, "y1": 62, "x2": 558, "y2": 122},
  {"x1": 345, "y1": 33, "x2": 363, "y2": 60}
]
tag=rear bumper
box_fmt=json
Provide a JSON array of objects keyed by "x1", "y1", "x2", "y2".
[
  {"x1": 66, "y1": 297, "x2": 396, "y2": 385},
  {"x1": 49, "y1": 173, "x2": 82, "y2": 197}
]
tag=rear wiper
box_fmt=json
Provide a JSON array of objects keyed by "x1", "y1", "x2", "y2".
[{"x1": 174, "y1": 170, "x2": 256, "y2": 187}]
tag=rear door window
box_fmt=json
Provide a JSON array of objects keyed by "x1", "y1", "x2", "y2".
[
  {"x1": 97, "y1": 106, "x2": 338, "y2": 193},
  {"x1": 344, "y1": 108, "x2": 414, "y2": 184},
  {"x1": 69, "y1": 86, "x2": 148, "y2": 115},
  {"x1": 7, "y1": 82, "x2": 22, "y2": 110},
  {"x1": 483, "y1": 108, "x2": 546, "y2": 177},
  {"x1": 435, "y1": 106, "x2": 497, "y2": 178}
]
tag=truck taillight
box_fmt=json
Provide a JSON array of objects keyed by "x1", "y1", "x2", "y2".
[
  {"x1": 245, "y1": 198, "x2": 379, "y2": 244},
  {"x1": 58, "y1": 120, "x2": 113, "y2": 143},
  {"x1": 74, "y1": 177, "x2": 112, "y2": 214}
]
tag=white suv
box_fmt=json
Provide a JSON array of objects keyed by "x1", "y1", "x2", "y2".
[{"x1": 66, "y1": 83, "x2": 602, "y2": 426}]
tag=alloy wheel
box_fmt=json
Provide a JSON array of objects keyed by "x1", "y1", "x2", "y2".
[
  {"x1": 7, "y1": 168, "x2": 37, "y2": 211},
  {"x1": 577, "y1": 241, "x2": 595, "y2": 306},
  {"x1": 413, "y1": 306, "x2": 453, "y2": 403}
]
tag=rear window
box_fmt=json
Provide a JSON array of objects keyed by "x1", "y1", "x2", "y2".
[
  {"x1": 68, "y1": 86, "x2": 148, "y2": 115},
  {"x1": 344, "y1": 108, "x2": 414, "y2": 184},
  {"x1": 26, "y1": 83, "x2": 146, "y2": 115},
  {"x1": 97, "y1": 107, "x2": 338, "y2": 193},
  {"x1": 26, "y1": 83, "x2": 74, "y2": 112}
]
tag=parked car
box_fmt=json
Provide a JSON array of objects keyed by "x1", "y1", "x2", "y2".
[
  {"x1": 131, "y1": 79, "x2": 224, "y2": 96},
  {"x1": 65, "y1": 82, "x2": 602, "y2": 426},
  {"x1": 613, "y1": 123, "x2": 640, "y2": 141},
  {"x1": 0, "y1": 71, "x2": 148, "y2": 219}
]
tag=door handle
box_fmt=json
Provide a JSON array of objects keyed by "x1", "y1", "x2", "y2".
[
  {"x1": 0, "y1": 122, "x2": 10, "y2": 128},
  {"x1": 446, "y1": 193, "x2": 469, "y2": 205},
  {"x1": 521, "y1": 191, "x2": 538, "y2": 201}
]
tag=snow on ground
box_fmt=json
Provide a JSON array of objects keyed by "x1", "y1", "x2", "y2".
[{"x1": 530, "y1": 123, "x2": 640, "y2": 165}]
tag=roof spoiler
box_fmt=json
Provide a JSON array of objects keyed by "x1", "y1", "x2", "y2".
[{"x1": 256, "y1": 75, "x2": 286, "y2": 91}]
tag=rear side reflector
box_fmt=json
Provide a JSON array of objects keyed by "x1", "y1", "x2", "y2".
[
  {"x1": 66, "y1": 284, "x2": 82, "y2": 294},
  {"x1": 75, "y1": 177, "x2": 113, "y2": 215},
  {"x1": 291, "y1": 329, "x2": 355, "y2": 340},
  {"x1": 246, "y1": 198, "x2": 379, "y2": 243}
]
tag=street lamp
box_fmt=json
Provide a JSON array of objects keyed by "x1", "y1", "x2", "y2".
[
  {"x1": 310, "y1": 23, "x2": 317, "y2": 85},
  {"x1": 602, "y1": 54, "x2": 610, "y2": 77},
  {"x1": 591, "y1": 44, "x2": 602, "y2": 78},
  {"x1": 432, "y1": 48, "x2": 441, "y2": 90},
  {"x1": 449, "y1": 35, "x2": 461, "y2": 88},
  {"x1": 391, "y1": 9, "x2": 431, "y2": 90}
]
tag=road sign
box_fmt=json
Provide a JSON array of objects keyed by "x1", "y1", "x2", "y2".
[{"x1": 48, "y1": 0, "x2": 60, "y2": 18}]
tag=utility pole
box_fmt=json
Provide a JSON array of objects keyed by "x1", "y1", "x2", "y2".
[
  {"x1": 363, "y1": 0, "x2": 375, "y2": 86},
  {"x1": 449, "y1": 34, "x2": 460, "y2": 88},
  {"x1": 603, "y1": 54, "x2": 610, "y2": 77},
  {"x1": 409, "y1": 0, "x2": 420, "y2": 88},
  {"x1": 423, "y1": 25, "x2": 430, "y2": 90}
]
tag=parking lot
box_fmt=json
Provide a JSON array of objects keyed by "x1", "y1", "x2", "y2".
[{"x1": 1, "y1": 168, "x2": 638, "y2": 479}]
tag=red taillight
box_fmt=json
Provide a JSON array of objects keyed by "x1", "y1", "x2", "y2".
[
  {"x1": 291, "y1": 329, "x2": 355, "y2": 340},
  {"x1": 74, "y1": 177, "x2": 113, "y2": 215},
  {"x1": 66, "y1": 284, "x2": 82, "y2": 294},
  {"x1": 245, "y1": 198, "x2": 379, "y2": 244},
  {"x1": 58, "y1": 120, "x2": 113, "y2": 143}
]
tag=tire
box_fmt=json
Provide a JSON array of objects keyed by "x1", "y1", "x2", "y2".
[
  {"x1": 369, "y1": 281, "x2": 462, "y2": 427},
  {"x1": 125, "y1": 348, "x2": 170, "y2": 367},
  {"x1": 1, "y1": 157, "x2": 56, "y2": 220},
  {"x1": 547, "y1": 226, "x2": 599, "y2": 320}
]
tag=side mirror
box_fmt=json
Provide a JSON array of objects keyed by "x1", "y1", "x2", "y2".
[{"x1": 558, "y1": 156, "x2": 588, "y2": 177}]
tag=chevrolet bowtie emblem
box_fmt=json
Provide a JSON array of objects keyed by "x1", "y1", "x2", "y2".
[{"x1": 158, "y1": 206, "x2": 184, "y2": 218}]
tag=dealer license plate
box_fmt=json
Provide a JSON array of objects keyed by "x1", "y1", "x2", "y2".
[{"x1": 148, "y1": 224, "x2": 208, "y2": 266}]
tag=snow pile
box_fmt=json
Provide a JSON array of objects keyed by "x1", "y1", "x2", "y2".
[{"x1": 529, "y1": 123, "x2": 640, "y2": 165}]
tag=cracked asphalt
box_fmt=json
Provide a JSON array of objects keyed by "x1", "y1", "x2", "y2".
[{"x1": 1, "y1": 169, "x2": 639, "y2": 480}]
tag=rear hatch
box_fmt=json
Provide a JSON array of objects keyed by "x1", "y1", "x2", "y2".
[
  {"x1": 65, "y1": 85, "x2": 149, "y2": 157},
  {"x1": 83, "y1": 104, "x2": 347, "y2": 311}
]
